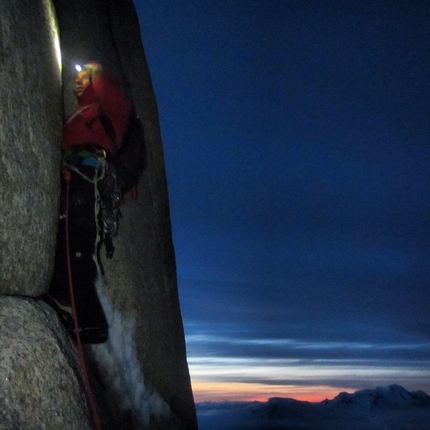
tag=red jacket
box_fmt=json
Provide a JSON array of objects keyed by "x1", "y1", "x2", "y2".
[{"x1": 62, "y1": 72, "x2": 131, "y2": 155}]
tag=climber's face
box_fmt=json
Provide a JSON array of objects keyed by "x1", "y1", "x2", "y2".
[{"x1": 74, "y1": 70, "x2": 91, "y2": 99}]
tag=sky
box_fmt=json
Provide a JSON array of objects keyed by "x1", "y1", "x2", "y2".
[{"x1": 134, "y1": 0, "x2": 430, "y2": 403}]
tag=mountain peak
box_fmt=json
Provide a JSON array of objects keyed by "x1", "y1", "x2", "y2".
[{"x1": 330, "y1": 384, "x2": 430, "y2": 410}]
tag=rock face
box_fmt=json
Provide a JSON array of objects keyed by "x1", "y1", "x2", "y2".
[
  {"x1": 0, "y1": 297, "x2": 92, "y2": 430},
  {"x1": 1, "y1": 0, "x2": 197, "y2": 429},
  {"x1": 0, "y1": 0, "x2": 62, "y2": 296}
]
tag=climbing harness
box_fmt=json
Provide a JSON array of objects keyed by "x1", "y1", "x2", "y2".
[
  {"x1": 63, "y1": 167, "x2": 103, "y2": 430},
  {"x1": 63, "y1": 149, "x2": 121, "y2": 261}
]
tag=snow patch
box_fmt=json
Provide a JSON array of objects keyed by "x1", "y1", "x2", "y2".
[{"x1": 91, "y1": 277, "x2": 170, "y2": 427}]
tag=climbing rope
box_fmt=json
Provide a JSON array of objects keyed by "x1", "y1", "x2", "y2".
[{"x1": 63, "y1": 167, "x2": 103, "y2": 430}]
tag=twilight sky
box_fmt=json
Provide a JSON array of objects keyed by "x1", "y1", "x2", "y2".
[{"x1": 135, "y1": 0, "x2": 430, "y2": 402}]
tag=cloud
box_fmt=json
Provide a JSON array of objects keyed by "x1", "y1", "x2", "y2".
[
  {"x1": 185, "y1": 331, "x2": 430, "y2": 361},
  {"x1": 189, "y1": 353, "x2": 430, "y2": 402}
]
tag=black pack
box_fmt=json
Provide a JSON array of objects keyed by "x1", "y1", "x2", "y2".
[{"x1": 99, "y1": 108, "x2": 146, "y2": 194}]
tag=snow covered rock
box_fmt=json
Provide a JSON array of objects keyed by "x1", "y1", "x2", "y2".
[{"x1": 0, "y1": 296, "x2": 91, "y2": 430}]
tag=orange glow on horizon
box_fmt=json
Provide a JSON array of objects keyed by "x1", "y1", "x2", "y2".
[{"x1": 191, "y1": 381, "x2": 354, "y2": 403}]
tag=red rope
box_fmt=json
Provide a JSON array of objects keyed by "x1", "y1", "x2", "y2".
[{"x1": 63, "y1": 167, "x2": 103, "y2": 430}]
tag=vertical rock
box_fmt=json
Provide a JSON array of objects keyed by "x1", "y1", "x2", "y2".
[
  {"x1": 53, "y1": 1, "x2": 197, "y2": 428},
  {"x1": 0, "y1": 0, "x2": 62, "y2": 295}
]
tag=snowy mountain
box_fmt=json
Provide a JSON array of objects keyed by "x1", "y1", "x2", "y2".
[
  {"x1": 330, "y1": 384, "x2": 430, "y2": 410},
  {"x1": 197, "y1": 385, "x2": 430, "y2": 430}
]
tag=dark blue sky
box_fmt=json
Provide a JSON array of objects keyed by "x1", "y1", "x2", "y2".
[{"x1": 135, "y1": 0, "x2": 430, "y2": 401}]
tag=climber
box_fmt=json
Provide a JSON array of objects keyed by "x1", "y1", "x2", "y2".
[{"x1": 42, "y1": 62, "x2": 132, "y2": 344}]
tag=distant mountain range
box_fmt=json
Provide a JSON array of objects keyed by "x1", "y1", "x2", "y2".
[{"x1": 197, "y1": 385, "x2": 430, "y2": 430}]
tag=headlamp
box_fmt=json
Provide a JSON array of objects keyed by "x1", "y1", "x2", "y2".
[{"x1": 74, "y1": 64, "x2": 83, "y2": 72}]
